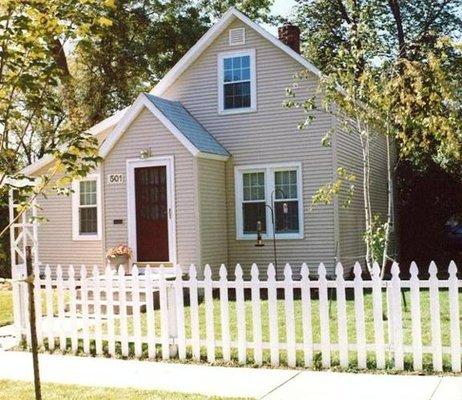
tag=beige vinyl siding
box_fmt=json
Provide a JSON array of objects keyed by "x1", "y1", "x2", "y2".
[
  {"x1": 103, "y1": 108, "x2": 199, "y2": 268},
  {"x1": 197, "y1": 158, "x2": 228, "y2": 275},
  {"x1": 335, "y1": 119, "x2": 391, "y2": 272},
  {"x1": 36, "y1": 173, "x2": 104, "y2": 269},
  {"x1": 164, "y1": 20, "x2": 336, "y2": 276},
  {"x1": 31, "y1": 126, "x2": 114, "y2": 270}
]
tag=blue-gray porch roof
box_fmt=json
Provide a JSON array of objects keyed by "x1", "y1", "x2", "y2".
[{"x1": 144, "y1": 94, "x2": 229, "y2": 157}]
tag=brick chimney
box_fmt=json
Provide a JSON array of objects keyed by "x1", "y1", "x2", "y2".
[{"x1": 278, "y1": 22, "x2": 301, "y2": 54}]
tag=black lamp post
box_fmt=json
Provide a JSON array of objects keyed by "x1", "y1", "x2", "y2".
[{"x1": 255, "y1": 189, "x2": 288, "y2": 270}]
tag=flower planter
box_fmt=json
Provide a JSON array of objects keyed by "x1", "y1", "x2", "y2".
[{"x1": 107, "y1": 255, "x2": 131, "y2": 275}]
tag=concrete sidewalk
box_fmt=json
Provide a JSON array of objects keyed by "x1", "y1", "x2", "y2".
[{"x1": 0, "y1": 350, "x2": 461, "y2": 399}]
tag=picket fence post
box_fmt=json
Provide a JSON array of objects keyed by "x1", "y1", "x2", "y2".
[
  {"x1": 353, "y1": 262, "x2": 366, "y2": 369},
  {"x1": 204, "y1": 265, "x2": 215, "y2": 363},
  {"x1": 235, "y1": 264, "x2": 247, "y2": 365},
  {"x1": 174, "y1": 265, "x2": 186, "y2": 361},
  {"x1": 250, "y1": 263, "x2": 262, "y2": 366},
  {"x1": 132, "y1": 265, "x2": 142, "y2": 358},
  {"x1": 44, "y1": 265, "x2": 53, "y2": 351},
  {"x1": 267, "y1": 263, "x2": 279, "y2": 367},
  {"x1": 189, "y1": 265, "x2": 200, "y2": 361},
  {"x1": 80, "y1": 266, "x2": 90, "y2": 354},
  {"x1": 33, "y1": 263, "x2": 43, "y2": 348},
  {"x1": 144, "y1": 266, "x2": 156, "y2": 359},
  {"x1": 219, "y1": 264, "x2": 231, "y2": 362},
  {"x1": 318, "y1": 263, "x2": 330, "y2": 368},
  {"x1": 92, "y1": 265, "x2": 103, "y2": 356},
  {"x1": 371, "y1": 262, "x2": 385, "y2": 369},
  {"x1": 118, "y1": 265, "x2": 129, "y2": 357},
  {"x1": 284, "y1": 264, "x2": 296, "y2": 367},
  {"x1": 300, "y1": 263, "x2": 313, "y2": 367},
  {"x1": 335, "y1": 263, "x2": 348, "y2": 368},
  {"x1": 390, "y1": 262, "x2": 403, "y2": 370},
  {"x1": 105, "y1": 265, "x2": 116, "y2": 357},
  {"x1": 68, "y1": 265, "x2": 78, "y2": 354},
  {"x1": 448, "y1": 261, "x2": 461, "y2": 372},
  {"x1": 409, "y1": 262, "x2": 423, "y2": 371},
  {"x1": 56, "y1": 265, "x2": 66, "y2": 352},
  {"x1": 429, "y1": 261, "x2": 442, "y2": 372}
]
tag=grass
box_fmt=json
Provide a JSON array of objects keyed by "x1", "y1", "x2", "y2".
[
  {"x1": 50, "y1": 288, "x2": 462, "y2": 373},
  {"x1": 0, "y1": 287, "x2": 13, "y2": 327},
  {"x1": 0, "y1": 380, "x2": 250, "y2": 400},
  {"x1": 0, "y1": 285, "x2": 65, "y2": 328}
]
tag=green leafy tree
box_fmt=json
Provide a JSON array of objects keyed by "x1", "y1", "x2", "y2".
[
  {"x1": 286, "y1": 0, "x2": 462, "y2": 272},
  {"x1": 71, "y1": 0, "x2": 276, "y2": 125},
  {"x1": 0, "y1": 1, "x2": 275, "y2": 275}
]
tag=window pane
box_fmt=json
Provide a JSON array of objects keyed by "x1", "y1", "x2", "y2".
[
  {"x1": 222, "y1": 55, "x2": 252, "y2": 110},
  {"x1": 224, "y1": 82, "x2": 251, "y2": 110},
  {"x1": 242, "y1": 67, "x2": 250, "y2": 80},
  {"x1": 275, "y1": 201, "x2": 299, "y2": 233},
  {"x1": 79, "y1": 180, "x2": 97, "y2": 205},
  {"x1": 79, "y1": 207, "x2": 97, "y2": 234},
  {"x1": 275, "y1": 170, "x2": 297, "y2": 199},
  {"x1": 243, "y1": 172, "x2": 265, "y2": 200},
  {"x1": 243, "y1": 202, "x2": 266, "y2": 234},
  {"x1": 224, "y1": 58, "x2": 232, "y2": 70}
]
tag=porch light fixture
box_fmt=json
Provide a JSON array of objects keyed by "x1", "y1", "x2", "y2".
[{"x1": 139, "y1": 148, "x2": 152, "y2": 159}]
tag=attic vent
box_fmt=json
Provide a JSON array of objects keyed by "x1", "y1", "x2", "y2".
[{"x1": 229, "y1": 28, "x2": 245, "y2": 46}]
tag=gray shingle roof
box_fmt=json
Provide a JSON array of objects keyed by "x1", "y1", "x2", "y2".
[{"x1": 144, "y1": 94, "x2": 229, "y2": 157}]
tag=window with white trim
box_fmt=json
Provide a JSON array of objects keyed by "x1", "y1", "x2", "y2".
[
  {"x1": 72, "y1": 174, "x2": 101, "y2": 240},
  {"x1": 235, "y1": 163, "x2": 303, "y2": 239},
  {"x1": 218, "y1": 49, "x2": 256, "y2": 114}
]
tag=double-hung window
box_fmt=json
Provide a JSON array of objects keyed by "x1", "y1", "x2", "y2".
[
  {"x1": 235, "y1": 163, "x2": 303, "y2": 239},
  {"x1": 72, "y1": 173, "x2": 101, "y2": 240},
  {"x1": 218, "y1": 49, "x2": 256, "y2": 114}
]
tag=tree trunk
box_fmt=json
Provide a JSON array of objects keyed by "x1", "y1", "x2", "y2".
[
  {"x1": 358, "y1": 117, "x2": 373, "y2": 274},
  {"x1": 381, "y1": 133, "x2": 393, "y2": 277}
]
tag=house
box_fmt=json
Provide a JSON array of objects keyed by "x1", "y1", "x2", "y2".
[{"x1": 16, "y1": 8, "x2": 389, "y2": 278}]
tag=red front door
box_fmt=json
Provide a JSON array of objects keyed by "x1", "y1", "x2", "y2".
[{"x1": 135, "y1": 166, "x2": 169, "y2": 262}]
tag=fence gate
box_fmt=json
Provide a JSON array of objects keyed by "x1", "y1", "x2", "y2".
[{"x1": 9, "y1": 190, "x2": 39, "y2": 341}]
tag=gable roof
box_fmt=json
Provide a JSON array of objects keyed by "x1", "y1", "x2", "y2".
[
  {"x1": 145, "y1": 94, "x2": 229, "y2": 157},
  {"x1": 151, "y1": 8, "x2": 322, "y2": 97},
  {"x1": 23, "y1": 7, "x2": 321, "y2": 175},
  {"x1": 99, "y1": 93, "x2": 229, "y2": 160}
]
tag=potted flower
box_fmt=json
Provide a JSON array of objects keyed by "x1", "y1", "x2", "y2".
[{"x1": 106, "y1": 245, "x2": 133, "y2": 275}]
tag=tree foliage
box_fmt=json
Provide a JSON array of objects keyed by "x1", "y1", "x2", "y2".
[
  {"x1": 294, "y1": 0, "x2": 462, "y2": 175},
  {"x1": 71, "y1": 0, "x2": 276, "y2": 125}
]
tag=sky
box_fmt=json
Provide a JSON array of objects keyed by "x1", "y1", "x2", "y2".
[{"x1": 264, "y1": 0, "x2": 297, "y2": 35}]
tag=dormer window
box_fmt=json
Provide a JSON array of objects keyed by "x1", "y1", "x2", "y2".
[{"x1": 218, "y1": 49, "x2": 256, "y2": 114}]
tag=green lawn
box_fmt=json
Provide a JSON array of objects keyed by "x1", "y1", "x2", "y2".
[
  {"x1": 82, "y1": 289, "x2": 461, "y2": 371},
  {"x1": 111, "y1": 290, "x2": 456, "y2": 346},
  {"x1": 0, "y1": 288, "x2": 13, "y2": 327},
  {"x1": 0, "y1": 380, "x2": 250, "y2": 400}
]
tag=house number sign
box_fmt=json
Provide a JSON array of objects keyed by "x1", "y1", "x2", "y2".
[{"x1": 107, "y1": 173, "x2": 124, "y2": 184}]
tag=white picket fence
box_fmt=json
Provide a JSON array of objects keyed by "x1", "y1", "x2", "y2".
[{"x1": 14, "y1": 261, "x2": 462, "y2": 372}]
